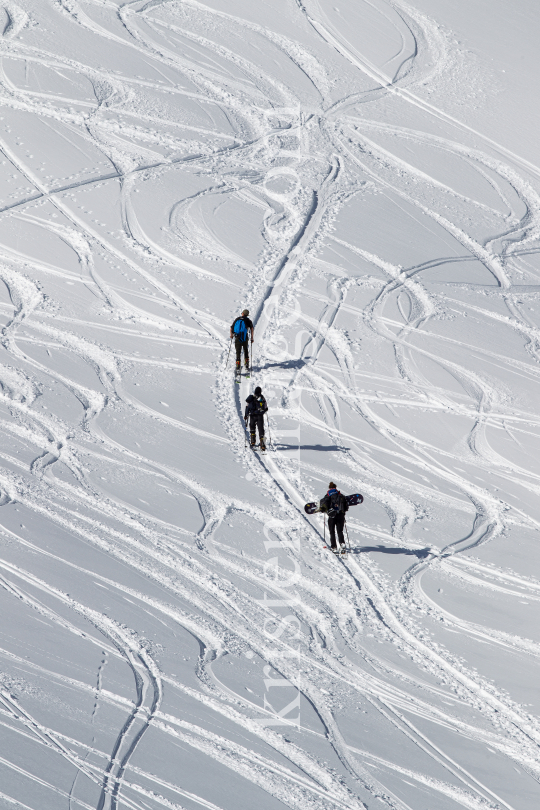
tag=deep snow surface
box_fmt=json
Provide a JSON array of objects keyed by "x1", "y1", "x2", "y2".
[{"x1": 1, "y1": 2, "x2": 540, "y2": 810}]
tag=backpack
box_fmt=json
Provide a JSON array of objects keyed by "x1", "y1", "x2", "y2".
[
  {"x1": 255, "y1": 396, "x2": 267, "y2": 414},
  {"x1": 324, "y1": 491, "x2": 346, "y2": 518},
  {"x1": 233, "y1": 317, "x2": 248, "y2": 342}
]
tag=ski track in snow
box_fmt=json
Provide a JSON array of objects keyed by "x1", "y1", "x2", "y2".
[{"x1": 0, "y1": 1, "x2": 539, "y2": 809}]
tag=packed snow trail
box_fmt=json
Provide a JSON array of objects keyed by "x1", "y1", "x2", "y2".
[{"x1": 0, "y1": 1, "x2": 540, "y2": 809}]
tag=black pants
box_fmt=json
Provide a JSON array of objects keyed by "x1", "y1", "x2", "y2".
[
  {"x1": 249, "y1": 414, "x2": 265, "y2": 444},
  {"x1": 328, "y1": 513, "x2": 345, "y2": 548},
  {"x1": 235, "y1": 338, "x2": 249, "y2": 364}
]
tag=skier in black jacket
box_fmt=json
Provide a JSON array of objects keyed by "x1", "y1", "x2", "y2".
[
  {"x1": 244, "y1": 386, "x2": 268, "y2": 449},
  {"x1": 319, "y1": 482, "x2": 349, "y2": 552}
]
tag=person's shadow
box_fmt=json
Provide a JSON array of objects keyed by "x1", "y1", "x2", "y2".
[
  {"x1": 257, "y1": 359, "x2": 308, "y2": 371},
  {"x1": 275, "y1": 443, "x2": 348, "y2": 452},
  {"x1": 352, "y1": 545, "x2": 432, "y2": 558}
]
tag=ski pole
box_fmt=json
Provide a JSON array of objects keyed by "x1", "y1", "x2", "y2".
[
  {"x1": 324, "y1": 514, "x2": 326, "y2": 547},
  {"x1": 265, "y1": 413, "x2": 272, "y2": 450},
  {"x1": 225, "y1": 337, "x2": 233, "y2": 368},
  {"x1": 345, "y1": 519, "x2": 351, "y2": 552}
]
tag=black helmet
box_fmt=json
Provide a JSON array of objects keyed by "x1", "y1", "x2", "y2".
[
  {"x1": 246, "y1": 395, "x2": 255, "y2": 402},
  {"x1": 254, "y1": 386, "x2": 262, "y2": 396}
]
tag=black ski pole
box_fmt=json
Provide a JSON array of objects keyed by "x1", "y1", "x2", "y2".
[
  {"x1": 226, "y1": 337, "x2": 233, "y2": 369},
  {"x1": 324, "y1": 514, "x2": 326, "y2": 547}
]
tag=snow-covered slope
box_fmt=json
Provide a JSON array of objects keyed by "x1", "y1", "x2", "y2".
[{"x1": 1, "y1": 2, "x2": 540, "y2": 809}]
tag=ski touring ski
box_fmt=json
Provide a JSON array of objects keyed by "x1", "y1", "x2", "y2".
[{"x1": 323, "y1": 545, "x2": 348, "y2": 557}]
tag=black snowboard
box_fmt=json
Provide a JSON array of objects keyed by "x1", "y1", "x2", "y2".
[{"x1": 304, "y1": 493, "x2": 363, "y2": 515}]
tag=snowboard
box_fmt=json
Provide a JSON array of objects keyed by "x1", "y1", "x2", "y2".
[{"x1": 304, "y1": 493, "x2": 363, "y2": 515}]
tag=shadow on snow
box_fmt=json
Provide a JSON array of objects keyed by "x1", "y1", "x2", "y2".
[
  {"x1": 351, "y1": 545, "x2": 432, "y2": 558},
  {"x1": 273, "y1": 443, "x2": 348, "y2": 452}
]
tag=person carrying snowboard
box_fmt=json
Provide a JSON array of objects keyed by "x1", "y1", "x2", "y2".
[
  {"x1": 319, "y1": 482, "x2": 349, "y2": 553},
  {"x1": 244, "y1": 386, "x2": 268, "y2": 450},
  {"x1": 231, "y1": 309, "x2": 254, "y2": 372}
]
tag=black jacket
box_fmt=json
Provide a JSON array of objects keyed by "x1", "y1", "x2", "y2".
[
  {"x1": 244, "y1": 394, "x2": 268, "y2": 420},
  {"x1": 319, "y1": 490, "x2": 348, "y2": 517}
]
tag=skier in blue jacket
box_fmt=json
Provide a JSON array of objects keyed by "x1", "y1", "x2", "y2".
[{"x1": 230, "y1": 309, "x2": 254, "y2": 371}]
